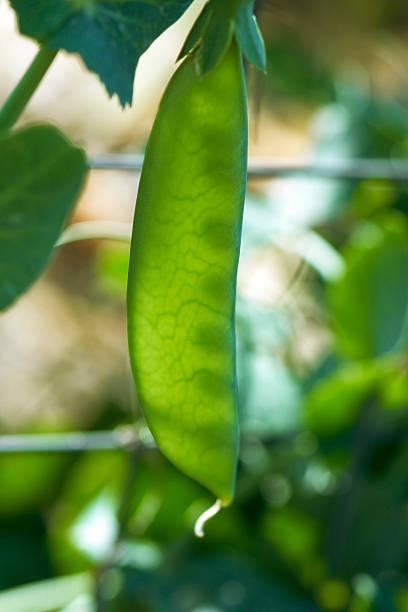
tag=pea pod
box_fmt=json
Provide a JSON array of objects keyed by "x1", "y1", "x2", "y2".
[{"x1": 127, "y1": 42, "x2": 247, "y2": 508}]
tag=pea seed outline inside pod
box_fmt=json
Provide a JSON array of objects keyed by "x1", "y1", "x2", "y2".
[{"x1": 127, "y1": 40, "x2": 248, "y2": 528}]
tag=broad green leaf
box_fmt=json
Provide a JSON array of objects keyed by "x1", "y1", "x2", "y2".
[
  {"x1": 263, "y1": 35, "x2": 334, "y2": 106},
  {"x1": 263, "y1": 507, "x2": 320, "y2": 565},
  {"x1": 326, "y1": 444, "x2": 408, "y2": 577},
  {"x1": 306, "y1": 355, "x2": 408, "y2": 436},
  {"x1": 305, "y1": 363, "x2": 379, "y2": 435},
  {"x1": 10, "y1": 0, "x2": 194, "y2": 106},
  {"x1": 0, "y1": 125, "x2": 86, "y2": 310},
  {"x1": 329, "y1": 216, "x2": 408, "y2": 360}
]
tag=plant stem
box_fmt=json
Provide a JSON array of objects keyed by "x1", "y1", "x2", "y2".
[
  {"x1": 88, "y1": 153, "x2": 408, "y2": 181},
  {"x1": 56, "y1": 221, "x2": 132, "y2": 247},
  {"x1": 0, "y1": 428, "x2": 141, "y2": 453},
  {"x1": 0, "y1": 45, "x2": 58, "y2": 131}
]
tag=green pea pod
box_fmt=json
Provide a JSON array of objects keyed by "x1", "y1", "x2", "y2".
[{"x1": 127, "y1": 42, "x2": 247, "y2": 509}]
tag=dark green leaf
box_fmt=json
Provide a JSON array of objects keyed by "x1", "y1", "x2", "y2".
[
  {"x1": 0, "y1": 515, "x2": 53, "y2": 592},
  {"x1": 10, "y1": 0, "x2": 194, "y2": 106},
  {"x1": 263, "y1": 35, "x2": 334, "y2": 106},
  {"x1": 306, "y1": 363, "x2": 378, "y2": 436},
  {"x1": 0, "y1": 125, "x2": 86, "y2": 310},
  {"x1": 326, "y1": 444, "x2": 408, "y2": 577},
  {"x1": 306, "y1": 355, "x2": 408, "y2": 437},
  {"x1": 329, "y1": 216, "x2": 408, "y2": 360}
]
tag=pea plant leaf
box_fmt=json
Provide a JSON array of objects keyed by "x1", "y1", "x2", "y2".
[
  {"x1": 0, "y1": 125, "x2": 86, "y2": 311},
  {"x1": 9, "y1": 0, "x2": 195, "y2": 106},
  {"x1": 328, "y1": 216, "x2": 408, "y2": 360}
]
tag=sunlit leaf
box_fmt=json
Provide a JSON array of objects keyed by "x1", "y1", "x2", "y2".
[{"x1": 329, "y1": 216, "x2": 408, "y2": 360}]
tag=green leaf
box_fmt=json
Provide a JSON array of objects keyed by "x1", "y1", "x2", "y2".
[
  {"x1": 10, "y1": 0, "x2": 194, "y2": 106},
  {"x1": 306, "y1": 355, "x2": 408, "y2": 436},
  {"x1": 305, "y1": 363, "x2": 379, "y2": 436},
  {"x1": 263, "y1": 507, "x2": 320, "y2": 565},
  {"x1": 235, "y1": 0, "x2": 266, "y2": 72},
  {"x1": 0, "y1": 125, "x2": 86, "y2": 310},
  {"x1": 329, "y1": 216, "x2": 408, "y2": 360},
  {"x1": 328, "y1": 444, "x2": 408, "y2": 576}
]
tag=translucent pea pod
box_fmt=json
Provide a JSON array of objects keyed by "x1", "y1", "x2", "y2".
[{"x1": 127, "y1": 42, "x2": 247, "y2": 506}]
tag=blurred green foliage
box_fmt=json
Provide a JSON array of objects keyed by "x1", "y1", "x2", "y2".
[{"x1": 3, "y1": 1, "x2": 408, "y2": 610}]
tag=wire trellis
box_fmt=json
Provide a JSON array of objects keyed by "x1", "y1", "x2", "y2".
[
  {"x1": 89, "y1": 154, "x2": 408, "y2": 181},
  {"x1": 3, "y1": 154, "x2": 408, "y2": 455},
  {"x1": 0, "y1": 429, "x2": 140, "y2": 454}
]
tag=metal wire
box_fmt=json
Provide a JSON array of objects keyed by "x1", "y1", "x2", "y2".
[
  {"x1": 4, "y1": 154, "x2": 408, "y2": 456},
  {"x1": 0, "y1": 428, "x2": 140, "y2": 454},
  {"x1": 88, "y1": 154, "x2": 408, "y2": 181}
]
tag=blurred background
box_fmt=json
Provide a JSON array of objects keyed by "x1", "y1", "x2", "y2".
[{"x1": 1, "y1": 0, "x2": 408, "y2": 609}]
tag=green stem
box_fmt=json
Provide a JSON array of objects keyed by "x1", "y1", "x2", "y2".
[
  {"x1": 0, "y1": 45, "x2": 58, "y2": 131},
  {"x1": 56, "y1": 221, "x2": 132, "y2": 247}
]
